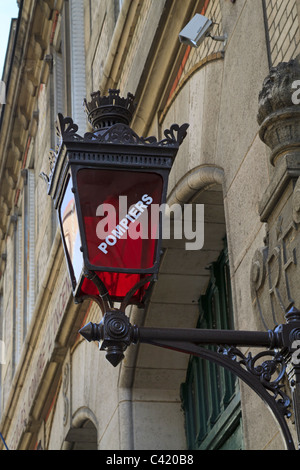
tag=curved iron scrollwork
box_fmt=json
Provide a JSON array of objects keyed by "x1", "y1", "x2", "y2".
[
  {"x1": 145, "y1": 339, "x2": 295, "y2": 450},
  {"x1": 55, "y1": 113, "x2": 81, "y2": 142},
  {"x1": 218, "y1": 346, "x2": 291, "y2": 420},
  {"x1": 54, "y1": 114, "x2": 189, "y2": 148},
  {"x1": 79, "y1": 304, "x2": 300, "y2": 450}
]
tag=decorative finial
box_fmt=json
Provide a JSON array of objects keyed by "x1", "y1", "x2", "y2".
[{"x1": 83, "y1": 89, "x2": 136, "y2": 130}]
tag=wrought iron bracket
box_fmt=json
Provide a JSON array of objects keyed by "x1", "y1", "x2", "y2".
[{"x1": 79, "y1": 306, "x2": 300, "y2": 450}]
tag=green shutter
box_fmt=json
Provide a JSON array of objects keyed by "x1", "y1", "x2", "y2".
[{"x1": 181, "y1": 245, "x2": 243, "y2": 450}]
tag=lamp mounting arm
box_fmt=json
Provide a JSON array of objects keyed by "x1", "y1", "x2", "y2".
[{"x1": 79, "y1": 306, "x2": 300, "y2": 450}]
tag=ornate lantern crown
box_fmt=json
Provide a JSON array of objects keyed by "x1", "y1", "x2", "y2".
[{"x1": 83, "y1": 89, "x2": 136, "y2": 130}]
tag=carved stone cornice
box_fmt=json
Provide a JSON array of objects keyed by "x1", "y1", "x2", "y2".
[{"x1": 258, "y1": 154, "x2": 300, "y2": 222}]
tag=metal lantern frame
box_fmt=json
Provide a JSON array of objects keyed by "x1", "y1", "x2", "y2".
[
  {"x1": 46, "y1": 105, "x2": 189, "y2": 309},
  {"x1": 43, "y1": 90, "x2": 300, "y2": 451}
]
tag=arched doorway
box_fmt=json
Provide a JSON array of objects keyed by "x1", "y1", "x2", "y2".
[
  {"x1": 121, "y1": 166, "x2": 238, "y2": 449},
  {"x1": 64, "y1": 418, "x2": 97, "y2": 450},
  {"x1": 181, "y1": 243, "x2": 243, "y2": 450}
]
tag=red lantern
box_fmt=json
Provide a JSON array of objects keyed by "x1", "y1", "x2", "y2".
[{"x1": 46, "y1": 90, "x2": 188, "y2": 312}]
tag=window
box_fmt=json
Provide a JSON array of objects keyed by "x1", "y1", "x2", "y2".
[
  {"x1": 14, "y1": 215, "x2": 22, "y2": 367},
  {"x1": 0, "y1": 292, "x2": 3, "y2": 418},
  {"x1": 49, "y1": 1, "x2": 86, "y2": 240},
  {"x1": 12, "y1": 170, "x2": 35, "y2": 371},
  {"x1": 22, "y1": 170, "x2": 35, "y2": 329},
  {"x1": 181, "y1": 245, "x2": 243, "y2": 450}
]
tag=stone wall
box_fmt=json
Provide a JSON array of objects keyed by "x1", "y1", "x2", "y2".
[
  {"x1": 264, "y1": 0, "x2": 299, "y2": 66},
  {"x1": 1, "y1": 0, "x2": 300, "y2": 451}
]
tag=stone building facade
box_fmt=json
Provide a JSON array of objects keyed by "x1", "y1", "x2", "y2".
[{"x1": 0, "y1": 0, "x2": 300, "y2": 450}]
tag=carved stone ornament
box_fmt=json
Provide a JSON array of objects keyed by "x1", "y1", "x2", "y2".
[
  {"x1": 252, "y1": 57, "x2": 300, "y2": 329},
  {"x1": 257, "y1": 55, "x2": 300, "y2": 166},
  {"x1": 292, "y1": 176, "x2": 300, "y2": 224},
  {"x1": 251, "y1": 199, "x2": 300, "y2": 329}
]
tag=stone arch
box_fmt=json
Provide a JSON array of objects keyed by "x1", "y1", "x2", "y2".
[
  {"x1": 118, "y1": 165, "x2": 228, "y2": 449},
  {"x1": 142, "y1": 164, "x2": 227, "y2": 341},
  {"x1": 62, "y1": 408, "x2": 98, "y2": 450}
]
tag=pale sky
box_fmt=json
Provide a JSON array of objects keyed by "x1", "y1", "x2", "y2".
[{"x1": 0, "y1": 0, "x2": 19, "y2": 77}]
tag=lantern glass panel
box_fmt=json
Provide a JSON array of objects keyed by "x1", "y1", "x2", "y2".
[
  {"x1": 76, "y1": 168, "x2": 164, "y2": 272},
  {"x1": 80, "y1": 271, "x2": 150, "y2": 303},
  {"x1": 59, "y1": 177, "x2": 83, "y2": 284}
]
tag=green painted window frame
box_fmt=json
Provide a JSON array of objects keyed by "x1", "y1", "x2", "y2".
[{"x1": 181, "y1": 245, "x2": 243, "y2": 450}]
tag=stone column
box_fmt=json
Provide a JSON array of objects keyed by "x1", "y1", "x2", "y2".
[
  {"x1": 251, "y1": 56, "x2": 300, "y2": 330},
  {"x1": 253, "y1": 56, "x2": 300, "y2": 448}
]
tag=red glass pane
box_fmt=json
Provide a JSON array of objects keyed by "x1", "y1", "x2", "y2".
[
  {"x1": 77, "y1": 169, "x2": 163, "y2": 271},
  {"x1": 80, "y1": 272, "x2": 151, "y2": 304},
  {"x1": 76, "y1": 168, "x2": 163, "y2": 303}
]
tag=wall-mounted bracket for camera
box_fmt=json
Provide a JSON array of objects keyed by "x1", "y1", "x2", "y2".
[{"x1": 207, "y1": 32, "x2": 228, "y2": 47}]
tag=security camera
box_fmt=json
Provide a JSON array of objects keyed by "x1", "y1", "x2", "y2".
[
  {"x1": 179, "y1": 14, "x2": 213, "y2": 47},
  {"x1": 179, "y1": 14, "x2": 227, "y2": 48}
]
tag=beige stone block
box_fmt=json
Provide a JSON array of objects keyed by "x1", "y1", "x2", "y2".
[
  {"x1": 71, "y1": 340, "x2": 119, "y2": 442},
  {"x1": 276, "y1": 2, "x2": 288, "y2": 32},
  {"x1": 167, "y1": 84, "x2": 192, "y2": 188},
  {"x1": 199, "y1": 60, "x2": 224, "y2": 167},
  {"x1": 165, "y1": 62, "x2": 223, "y2": 193},
  {"x1": 283, "y1": 37, "x2": 298, "y2": 63},
  {"x1": 98, "y1": 409, "x2": 120, "y2": 450},
  {"x1": 133, "y1": 368, "x2": 188, "y2": 397},
  {"x1": 48, "y1": 387, "x2": 65, "y2": 449},
  {"x1": 216, "y1": 0, "x2": 269, "y2": 188},
  {"x1": 136, "y1": 343, "x2": 189, "y2": 371},
  {"x1": 185, "y1": 70, "x2": 205, "y2": 172},
  {"x1": 159, "y1": 248, "x2": 221, "y2": 276},
  {"x1": 229, "y1": 224, "x2": 267, "y2": 333},
  {"x1": 150, "y1": 273, "x2": 208, "y2": 305},
  {"x1": 289, "y1": 13, "x2": 299, "y2": 42},
  {"x1": 144, "y1": 301, "x2": 199, "y2": 328},
  {"x1": 266, "y1": 0, "x2": 279, "y2": 27},
  {"x1": 132, "y1": 401, "x2": 186, "y2": 450},
  {"x1": 224, "y1": 134, "x2": 270, "y2": 271},
  {"x1": 220, "y1": 0, "x2": 247, "y2": 39},
  {"x1": 239, "y1": 381, "x2": 286, "y2": 450}
]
